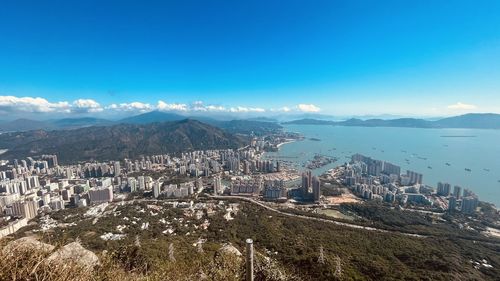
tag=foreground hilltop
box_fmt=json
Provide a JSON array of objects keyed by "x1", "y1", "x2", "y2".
[
  {"x1": 7, "y1": 199, "x2": 500, "y2": 280},
  {"x1": 0, "y1": 119, "x2": 246, "y2": 164}
]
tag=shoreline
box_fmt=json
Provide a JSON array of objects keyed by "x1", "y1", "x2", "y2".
[
  {"x1": 275, "y1": 126, "x2": 500, "y2": 207},
  {"x1": 277, "y1": 139, "x2": 297, "y2": 148}
]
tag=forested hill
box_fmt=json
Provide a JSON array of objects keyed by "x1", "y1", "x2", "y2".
[{"x1": 0, "y1": 119, "x2": 246, "y2": 164}]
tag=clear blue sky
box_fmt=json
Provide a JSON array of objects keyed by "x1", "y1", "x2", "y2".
[{"x1": 0, "y1": 0, "x2": 499, "y2": 118}]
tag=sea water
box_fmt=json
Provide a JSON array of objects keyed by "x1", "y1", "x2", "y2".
[{"x1": 265, "y1": 125, "x2": 500, "y2": 206}]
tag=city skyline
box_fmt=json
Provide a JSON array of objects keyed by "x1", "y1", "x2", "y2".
[{"x1": 1, "y1": 1, "x2": 500, "y2": 118}]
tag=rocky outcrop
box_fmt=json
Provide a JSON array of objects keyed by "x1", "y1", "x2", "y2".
[
  {"x1": 217, "y1": 243, "x2": 242, "y2": 256},
  {"x1": 4, "y1": 237, "x2": 99, "y2": 269},
  {"x1": 3, "y1": 236, "x2": 55, "y2": 254},
  {"x1": 47, "y1": 241, "x2": 100, "y2": 269}
]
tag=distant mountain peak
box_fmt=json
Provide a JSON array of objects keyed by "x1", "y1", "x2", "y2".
[{"x1": 119, "y1": 111, "x2": 186, "y2": 124}]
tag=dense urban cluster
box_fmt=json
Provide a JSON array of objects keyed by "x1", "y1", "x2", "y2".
[
  {"x1": 0, "y1": 136, "x2": 310, "y2": 238},
  {"x1": 333, "y1": 153, "x2": 480, "y2": 213}
]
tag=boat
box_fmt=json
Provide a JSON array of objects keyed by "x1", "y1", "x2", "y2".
[
  {"x1": 445, "y1": 163, "x2": 451, "y2": 166},
  {"x1": 483, "y1": 168, "x2": 490, "y2": 172},
  {"x1": 465, "y1": 168, "x2": 472, "y2": 172},
  {"x1": 427, "y1": 166, "x2": 432, "y2": 169}
]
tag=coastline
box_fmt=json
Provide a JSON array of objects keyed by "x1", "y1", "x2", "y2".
[{"x1": 277, "y1": 139, "x2": 297, "y2": 148}]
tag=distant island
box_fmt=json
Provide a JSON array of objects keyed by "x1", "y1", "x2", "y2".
[{"x1": 283, "y1": 113, "x2": 500, "y2": 130}]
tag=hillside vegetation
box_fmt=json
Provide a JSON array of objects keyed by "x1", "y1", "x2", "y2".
[
  {"x1": 10, "y1": 199, "x2": 500, "y2": 280},
  {"x1": 0, "y1": 119, "x2": 246, "y2": 163}
]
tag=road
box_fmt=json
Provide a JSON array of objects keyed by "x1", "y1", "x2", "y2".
[
  {"x1": 208, "y1": 195, "x2": 425, "y2": 237},
  {"x1": 121, "y1": 194, "x2": 500, "y2": 245}
]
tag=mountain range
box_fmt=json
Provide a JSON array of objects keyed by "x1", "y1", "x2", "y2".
[
  {"x1": 283, "y1": 113, "x2": 500, "y2": 129},
  {"x1": 3, "y1": 112, "x2": 498, "y2": 133},
  {"x1": 0, "y1": 119, "x2": 246, "y2": 164},
  {"x1": 0, "y1": 111, "x2": 282, "y2": 136}
]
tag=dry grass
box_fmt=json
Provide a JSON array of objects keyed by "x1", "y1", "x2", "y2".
[
  {"x1": 0, "y1": 240, "x2": 137, "y2": 281},
  {"x1": 0, "y1": 238, "x2": 297, "y2": 281}
]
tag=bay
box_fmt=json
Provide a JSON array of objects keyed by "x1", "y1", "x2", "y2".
[{"x1": 265, "y1": 125, "x2": 500, "y2": 206}]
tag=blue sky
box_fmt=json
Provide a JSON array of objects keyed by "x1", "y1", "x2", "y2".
[{"x1": 0, "y1": 0, "x2": 499, "y2": 118}]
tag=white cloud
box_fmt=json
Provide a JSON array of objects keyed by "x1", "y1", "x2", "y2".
[
  {"x1": 107, "y1": 102, "x2": 152, "y2": 112},
  {"x1": 72, "y1": 99, "x2": 103, "y2": 113},
  {"x1": 206, "y1": 105, "x2": 227, "y2": 111},
  {"x1": 229, "y1": 106, "x2": 266, "y2": 113},
  {"x1": 157, "y1": 100, "x2": 188, "y2": 111},
  {"x1": 271, "y1": 106, "x2": 292, "y2": 112},
  {"x1": 296, "y1": 104, "x2": 321, "y2": 112},
  {"x1": 191, "y1": 101, "x2": 207, "y2": 111},
  {"x1": 0, "y1": 95, "x2": 313, "y2": 117},
  {"x1": 188, "y1": 101, "x2": 228, "y2": 112},
  {"x1": 447, "y1": 102, "x2": 477, "y2": 110},
  {"x1": 0, "y1": 96, "x2": 70, "y2": 113}
]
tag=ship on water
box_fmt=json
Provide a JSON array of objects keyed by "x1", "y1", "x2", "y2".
[{"x1": 465, "y1": 168, "x2": 472, "y2": 172}]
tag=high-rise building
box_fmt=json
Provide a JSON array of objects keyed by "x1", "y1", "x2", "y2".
[
  {"x1": 153, "y1": 181, "x2": 161, "y2": 198},
  {"x1": 302, "y1": 170, "x2": 312, "y2": 196},
  {"x1": 138, "y1": 176, "x2": 146, "y2": 190},
  {"x1": 312, "y1": 176, "x2": 321, "y2": 202},
  {"x1": 461, "y1": 196, "x2": 478, "y2": 214},
  {"x1": 230, "y1": 179, "x2": 262, "y2": 196},
  {"x1": 114, "y1": 161, "x2": 121, "y2": 176},
  {"x1": 463, "y1": 188, "x2": 474, "y2": 197},
  {"x1": 453, "y1": 185, "x2": 462, "y2": 199},
  {"x1": 50, "y1": 198, "x2": 65, "y2": 211},
  {"x1": 195, "y1": 178, "x2": 203, "y2": 191},
  {"x1": 42, "y1": 155, "x2": 58, "y2": 167},
  {"x1": 128, "y1": 178, "x2": 138, "y2": 192},
  {"x1": 406, "y1": 170, "x2": 423, "y2": 185},
  {"x1": 213, "y1": 176, "x2": 222, "y2": 195},
  {"x1": 382, "y1": 162, "x2": 401, "y2": 176},
  {"x1": 10, "y1": 199, "x2": 39, "y2": 220},
  {"x1": 88, "y1": 186, "x2": 113, "y2": 204},
  {"x1": 66, "y1": 167, "x2": 73, "y2": 179},
  {"x1": 27, "y1": 176, "x2": 40, "y2": 189},
  {"x1": 367, "y1": 160, "x2": 384, "y2": 176},
  {"x1": 448, "y1": 197, "x2": 457, "y2": 213},
  {"x1": 437, "y1": 182, "x2": 451, "y2": 196},
  {"x1": 61, "y1": 188, "x2": 74, "y2": 202}
]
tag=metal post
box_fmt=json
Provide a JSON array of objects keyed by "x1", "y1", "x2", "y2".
[{"x1": 246, "y1": 238, "x2": 254, "y2": 281}]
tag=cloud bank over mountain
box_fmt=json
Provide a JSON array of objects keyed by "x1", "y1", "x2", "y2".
[{"x1": 0, "y1": 95, "x2": 322, "y2": 119}]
